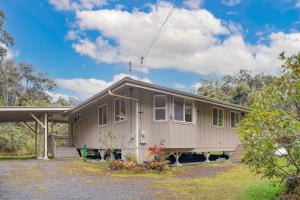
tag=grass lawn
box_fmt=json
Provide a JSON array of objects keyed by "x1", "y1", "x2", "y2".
[
  {"x1": 152, "y1": 163, "x2": 282, "y2": 200},
  {"x1": 69, "y1": 160, "x2": 282, "y2": 199},
  {"x1": 0, "y1": 154, "x2": 35, "y2": 160}
]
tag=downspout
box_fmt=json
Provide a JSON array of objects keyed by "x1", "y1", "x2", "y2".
[{"x1": 108, "y1": 90, "x2": 140, "y2": 162}]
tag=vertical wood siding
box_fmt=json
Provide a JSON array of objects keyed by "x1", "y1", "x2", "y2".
[{"x1": 71, "y1": 88, "x2": 241, "y2": 154}]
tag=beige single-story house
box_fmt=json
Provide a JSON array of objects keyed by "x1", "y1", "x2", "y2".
[
  {"x1": 0, "y1": 77, "x2": 248, "y2": 163},
  {"x1": 67, "y1": 77, "x2": 249, "y2": 163}
]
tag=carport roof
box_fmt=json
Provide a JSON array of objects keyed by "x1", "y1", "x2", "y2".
[{"x1": 0, "y1": 106, "x2": 70, "y2": 123}]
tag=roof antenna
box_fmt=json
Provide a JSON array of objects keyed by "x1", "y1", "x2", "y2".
[
  {"x1": 140, "y1": 56, "x2": 144, "y2": 80},
  {"x1": 128, "y1": 61, "x2": 132, "y2": 78}
]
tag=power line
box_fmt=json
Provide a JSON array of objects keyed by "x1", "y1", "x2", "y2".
[{"x1": 141, "y1": 0, "x2": 177, "y2": 64}]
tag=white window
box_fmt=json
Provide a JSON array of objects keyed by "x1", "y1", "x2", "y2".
[
  {"x1": 154, "y1": 95, "x2": 167, "y2": 121},
  {"x1": 114, "y1": 98, "x2": 126, "y2": 122},
  {"x1": 212, "y1": 108, "x2": 224, "y2": 127},
  {"x1": 231, "y1": 112, "x2": 240, "y2": 128},
  {"x1": 173, "y1": 97, "x2": 194, "y2": 122},
  {"x1": 74, "y1": 113, "x2": 82, "y2": 122},
  {"x1": 98, "y1": 104, "x2": 108, "y2": 126}
]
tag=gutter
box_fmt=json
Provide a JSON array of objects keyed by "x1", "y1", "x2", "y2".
[{"x1": 108, "y1": 90, "x2": 140, "y2": 162}]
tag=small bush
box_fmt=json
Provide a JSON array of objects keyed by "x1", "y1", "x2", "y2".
[
  {"x1": 125, "y1": 152, "x2": 137, "y2": 163},
  {"x1": 124, "y1": 161, "x2": 137, "y2": 170},
  {"x1": 108, "y1": 159, "x2": 124, "y2": 171},
  {"x1": 147, "y1": 160, "x2": 169, "y2": 172}
]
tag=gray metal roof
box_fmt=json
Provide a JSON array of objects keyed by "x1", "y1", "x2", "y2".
[{"x1": 69, "y1": 77, "x2": 250, "y2": 113}]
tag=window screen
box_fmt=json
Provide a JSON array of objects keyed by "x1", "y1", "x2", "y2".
[{"x1": 154, "y1": 95, "x2": 167, "y2": 121}]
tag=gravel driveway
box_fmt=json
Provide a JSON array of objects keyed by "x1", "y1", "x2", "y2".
[
  {"x1": 0, "y1": 160, "x2": 156, "y2": 200},
  {"x1": 0, "y1": 159, "x2": 234, "y2": 200}
]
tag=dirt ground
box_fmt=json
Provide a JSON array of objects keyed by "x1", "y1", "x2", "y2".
[{"x1": 0, "y1": 159, "x2": 235, "y2": 200}]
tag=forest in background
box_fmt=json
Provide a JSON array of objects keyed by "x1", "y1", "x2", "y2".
[{"x1": 0, "y1": 10, "x2": 78, "y2": 156}]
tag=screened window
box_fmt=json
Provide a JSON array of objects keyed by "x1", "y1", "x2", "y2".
[
  {"x1": 231, "y1": 112, "x2": 240, "y2": 128},
  {"x1": 98, "y1": 104, "x2": 108, "y2": 126},
  {"x1": 154, "y1": 95, "x2": 167, "y2": 121},
  {"x1": 174, "y1": 97, "x2": 194, "y2": 122},
  {"x1": 212, "y1": 108, "x2": 224, "y2": 127},
  {"x1": 114, "y1": 98, "x2": 126, "y2": 122}
]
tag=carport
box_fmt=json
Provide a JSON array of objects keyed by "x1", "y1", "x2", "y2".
[{"x1": 0, "y1": 107, "x2": 70, "y2": 159}]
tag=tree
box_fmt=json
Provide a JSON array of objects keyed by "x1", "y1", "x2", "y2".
[
  {"x1": 55, "y1": 96, "x2": 70, "y2": 106},
  {"x1": 0, "y1": 9, "x2": 14, "y2": 60},
  {"x1": 0, "y1": 60, "x2": 57, "y2": 106},
  {"x1": 238, "y1": 52, "x2": 300, "y2": 195},
  {"x1": 0, "y1": 60, "x2": 22, "y2": 105},
  {"x1": 197, "y1": 70, "x2": 274, "y2": 106}
]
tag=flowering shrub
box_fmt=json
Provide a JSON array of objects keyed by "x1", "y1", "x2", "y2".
[
  {"x1": 108, "y1": 146, "x2": 170, "y2": 173},
  {"x1": 148, "y1": 145, "x2": 167, "y2": 161}
]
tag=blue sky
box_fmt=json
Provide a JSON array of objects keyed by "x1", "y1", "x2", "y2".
[{"x1": 1, "y1": 0, "x2": 300, "y2": 100}]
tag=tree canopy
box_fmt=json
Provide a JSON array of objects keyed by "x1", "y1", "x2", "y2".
[
  {"x1": 0, "y1": 9, "x2": 14, "y2": 60},
  {"x1": 197, "y1": 70, "x2": 274, "y2": 106},
  {"x1": 238, "y1": 52, "x2": 300, "y2": 194}
]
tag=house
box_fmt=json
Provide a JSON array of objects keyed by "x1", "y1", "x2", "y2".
[{"x1": 67, "y1": 77, "x2": 249, "y2": 163}]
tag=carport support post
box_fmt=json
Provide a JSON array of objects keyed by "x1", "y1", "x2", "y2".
[
  {"x1": 34, "y1": 121, "x2": 38, "y2": 158},
  {"x1": 44, "y1": 112, "x2": 48, "y2": 160}
]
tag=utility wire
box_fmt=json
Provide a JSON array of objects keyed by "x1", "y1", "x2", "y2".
[{"x1": 141, "y1": 0, "x2": 177, "y2": 64}]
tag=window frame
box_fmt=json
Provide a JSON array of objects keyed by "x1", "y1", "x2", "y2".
[
  {"x1": 230, "y1": 111, "x2": 240, "y2": 129},
  {"x1": 74, "y1": 113, "x2": 82, "y2": 123},
  {"x1": 153, "y1": 95, "x2": 167, "y2": 122},
  {"x1": 98, "y1": 103, "x2": 108, "y2": 127},
  {"x1": 173, "y1": 96, "x2": 195, "y2": 123},
  {"x1": 114, "y1": 98, "x2": 127, "y2": 123},
  {"x1": 212, "y1": 107, "x2": 224, "y2": 128}
]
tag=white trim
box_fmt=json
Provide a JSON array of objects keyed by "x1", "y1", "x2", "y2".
[
  {"x1": 212, "y1": 107, "x2": 224, "y2": 128},
  {"x1": 153, "y1": 95, "x2": 167, "y2": 121},
  {"x1": 98, "y1": 103, "x2": 108, "y2": 127},
  {"x1": 123, "y1": 82, "x2": 249, "y2": 112},
  {"x1": 230, "y1": 111, "x2": 240, "y2": 129},
  {"x1": 113, "y1": 97, "x2": 127, "y2": 123},
  {"x1": 0, "y1": 107, "x2": 70, "y2": 112},
  {"x1": 172, "y1": 96, "x2": 196, "y2": 123}
]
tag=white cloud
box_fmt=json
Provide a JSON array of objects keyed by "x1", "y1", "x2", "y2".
[
  {"x1": 174, "y1": 83, "x2": 186, "y2": 90},
  {"x1": 296, "y1": 0, "x2": 300, "y2": 7},
  {"x1": 226, "y1": 11, "x2": 238, "y2": 15},
  {"x1": 183, "y1": 0, "x2": 204, "y2": 9},
  {"x1": 0, "y1": 43, "x2": 16, "y2": 59},
  {"x1": 65, "y1": 30, "x2": 79, "y2": 40},
  {"x1": 221, "y1": 0, "x2": 241, "y2": 6},
  {"x1": 191, "y1": 82, "x2": 202, "y2": 90},
  {"x1": 49, "y1": 0, "x2": 107, "y2": 11},
  {"x1": 55, "y1": 73, "x2": 151, "y2": 98},
  {"x1": 55, "y1": 1, "x2": 300, "y2": 75},
  {"x1": 45, "y1": 91, "x2": 76, "y2": 102}
]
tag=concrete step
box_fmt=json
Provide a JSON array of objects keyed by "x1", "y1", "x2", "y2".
[
  {"x1": 55, "y1": 147, "x2": 79, "y2": 158},
  {"x1": 229, "y1": 145, "x2": 245, "y2": 163}
]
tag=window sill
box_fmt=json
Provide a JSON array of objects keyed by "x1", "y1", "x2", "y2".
[
  {"x1": 114, "y1": 119, "x2": 127, "y2": 124},
  {"x1": 153, "y1": 120, "x2": 168, "y2": 124},
  {"x1": 98, "y1": 124, "x2": 108, "y2": 128},
  {"x1": 172, "y1": 120, "x2": 196, "y2": 125},
  {"x1": 212, "y1": 125, "x2": 224, "y2": 128}
]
